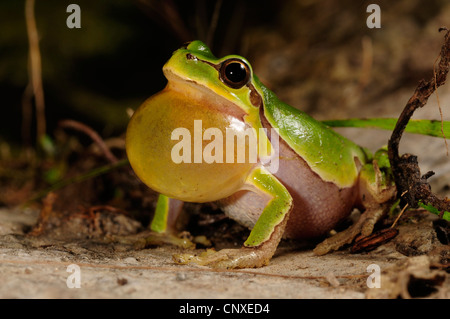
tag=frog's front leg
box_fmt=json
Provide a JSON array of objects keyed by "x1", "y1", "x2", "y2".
[
  {"x1": 314, "y1": 149, "x2": 396, "y2": 255},
  {"x1": 173, "y1": 167, "x2": 293, "y2": 269},
  {"x1": 142, "y1": 194, "x2": 195, "y2": 249}
]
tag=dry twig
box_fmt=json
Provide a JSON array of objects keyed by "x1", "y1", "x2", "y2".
[
  {"x1": 388, "y1": 29, "x2": 450, "y2": 214},
  {"x1": 24, "y1": 0, "x2": 46, "y2": 143},
  {"x1": 59, "y1": 119, "x2": 118, "y2": 164}
]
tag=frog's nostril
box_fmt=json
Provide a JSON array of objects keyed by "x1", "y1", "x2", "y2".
[{"x1": 181, "y1": 41, "x2": 192, "y2": 49}]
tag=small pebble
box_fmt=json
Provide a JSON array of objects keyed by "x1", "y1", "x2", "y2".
[
  {"x1": 117, "y1": 278, "x2": 128, "y2": 286},
  {"x1": 176, "y1": 272, "x2": 187, "y2": 281},
  {"x1": 123, "y1": 257, "x2": 138, "y2": 265},
  {"x1": 325, "y1": 272, "x2": 340, "y2": 287}
]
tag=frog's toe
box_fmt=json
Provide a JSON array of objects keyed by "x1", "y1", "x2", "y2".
[
  {"x1": 173, "y1": 247, "x2": 270, "y2": 269},
  {"x1": 313, "y1": 205, "x2": 386, "y2": 256}
]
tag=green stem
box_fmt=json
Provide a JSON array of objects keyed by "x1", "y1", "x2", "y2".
[
  {"x1": 418, "y1": 201, "x2": 450, "y2": 221},
  {"x1": 27, "y1": 158, "x2": 130, "y2": 204},
  {"x1": 323, "y1": 118, "x2": 450, "y2": 138}
]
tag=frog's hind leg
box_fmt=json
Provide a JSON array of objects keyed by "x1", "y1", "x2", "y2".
[
  {"x1": 314, "y1": 149, "x2": 396, "y2": 255},
  {"x1": 173, "y1": 167, "x2": 293, "y2": 269}
]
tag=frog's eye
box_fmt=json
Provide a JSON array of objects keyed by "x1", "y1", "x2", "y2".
[{"x1": 220, "y1": 59, "x2": 251, "y2": 89}]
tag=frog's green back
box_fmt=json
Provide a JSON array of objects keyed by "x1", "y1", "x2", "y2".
[{"x1": 256, "y1": 79, "x2": 369, "y2": 188}]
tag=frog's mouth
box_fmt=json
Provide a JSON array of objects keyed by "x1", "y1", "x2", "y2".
[{"x1": 162, "y1": 68, "x2": 249, "y2": 121}]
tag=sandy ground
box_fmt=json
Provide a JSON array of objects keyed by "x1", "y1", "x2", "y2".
[
  {"x1": 0, "y1": 205, "x2": 394, "y2": 299},
  {"x1": 0, "y1": 204, "x2": 447, "y2": 299}
]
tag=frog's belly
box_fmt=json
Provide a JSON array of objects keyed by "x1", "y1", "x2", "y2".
[{"x1": 219, "y1": 135, "x2": 359, "y2": 239}]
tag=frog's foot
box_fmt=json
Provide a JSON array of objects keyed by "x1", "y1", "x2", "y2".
[
  {"x1": 173, "y1": 246, "x2": 272, "y2": 269},
  {"x1": 313, "y1": 205, "x2": 387, "y2": 256}
]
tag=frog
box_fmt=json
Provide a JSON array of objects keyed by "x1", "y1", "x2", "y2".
[{"x1": 125, "y1": 40, "x2": 397, "y2": 269}]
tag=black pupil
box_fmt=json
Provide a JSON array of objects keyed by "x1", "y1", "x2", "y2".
[{"x1": 225, "y1": 62, "x2": 247, "y2": 83}]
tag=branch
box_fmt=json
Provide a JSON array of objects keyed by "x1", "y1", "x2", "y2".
[
  {"x1": 388, "y1": 29, "x2": 450, "y2": 217},
  {"x1": 59, "y1": 119, "x2": 119, "y2": 164}
]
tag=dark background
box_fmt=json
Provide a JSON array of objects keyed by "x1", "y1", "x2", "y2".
[{"x1": 0, "y1": 0, "x2": 448, "y2": 147}]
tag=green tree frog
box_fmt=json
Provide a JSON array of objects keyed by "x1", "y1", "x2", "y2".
[{"x1": 126, "y1": 40, "x2": 396, "y2": 269}]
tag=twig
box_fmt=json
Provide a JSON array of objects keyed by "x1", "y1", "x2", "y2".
[
  {"x1": 390, "y1": 203, "x2": 408, "y2": 229},
  {"x1": 59, "y1": 119, "x2": 118, "y2": 164},
  {"x1": 134, "y1": 0, "x2": 192, "y2": 42},
  {"x1": 433, "y1": 53, "x2": 449, "y2": 155},
  {"x1": 387, "y1": 29, "x2": 450, "y2": 215},
  {"x1": 28, "y1": 192, "x2": 57, "y2": 236},
  {"x1": 25, "y1": 0, "x2": 46, "y2": 142}
]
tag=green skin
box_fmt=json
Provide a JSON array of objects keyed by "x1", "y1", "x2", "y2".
[{"x1": 126, "y1": 40, "x2": 396, "y2": 269}]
